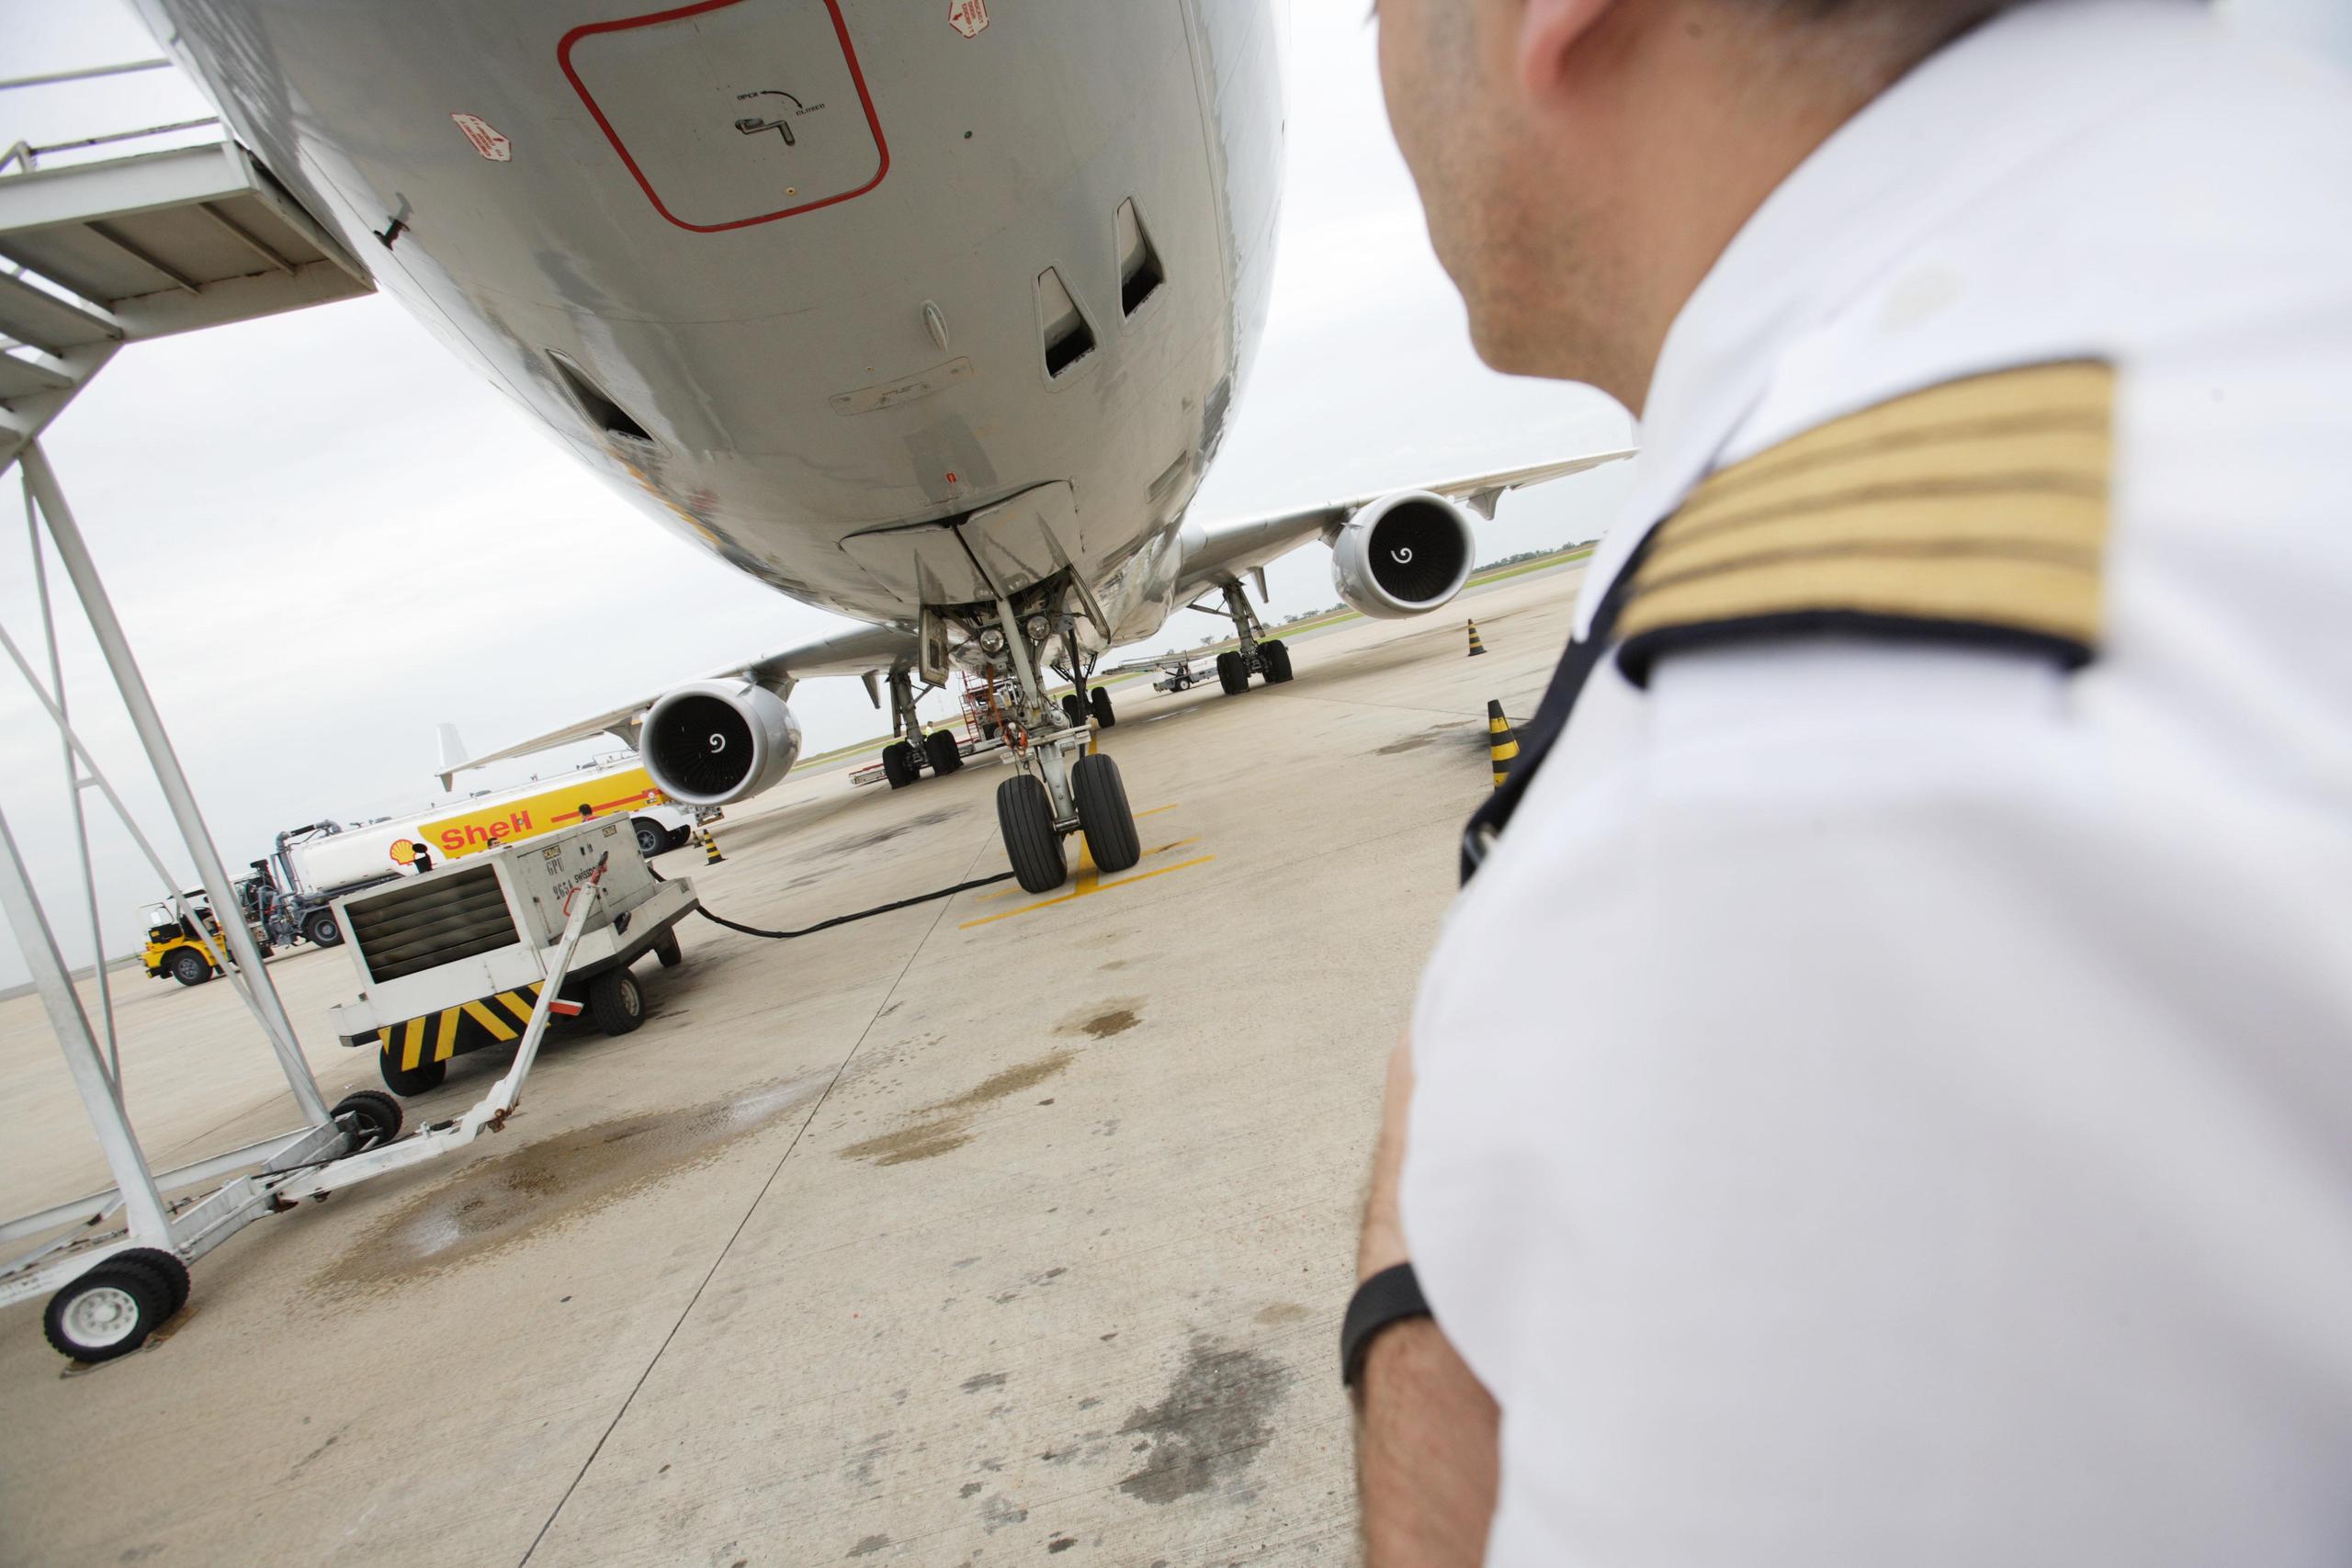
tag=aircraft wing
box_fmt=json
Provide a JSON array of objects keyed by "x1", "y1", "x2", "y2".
[
  {"x1": 1173, "y1": 449, "x2": 1635, "y2": 599},
  {"x1": 438, "y1": 620, "x2": 921, "y2": 787}
]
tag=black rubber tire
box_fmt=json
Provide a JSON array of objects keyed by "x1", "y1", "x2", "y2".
[
  {"x1": 111, "y1": 1247, "x2": 191, "y2": 1317},
  {"x1": 996, "y1": 773, "x2": 1067, "y2": 894},
  {"x1": 882, "y1": 740, "x2": 917, "y2": 789},
  {"x1": 667, "y1": 824, "x2": 694, "y2": 852},
  {"x1": 1070, "y1": 753, "x2": 1141, "y2": 874},
  {"x1": 654, "y1": 929, "x2": 684, "y2": 968},
  {"x1": 1261, "y1": 639, "x2": 1294, "y2": 683},
  {"x1": 1090, "y1": 685, "x2": 1117, "y2": 728},
  {"x1": 1061, "y1": 693, "x2": 1089, "y2": 728},
  {"x1": 379, "y1": 1049, "x2": 447, "y2": 1098},
  {"x1": 588, "y1": 968, "x2": 645, "y2": 1036},
  {"x1": 1216, "y1": 650, "x2": 1248, "y2": 695},
  {"x1": 168, "y1": 947, "x2": 209, "y2": 987},
  {"x1": 925, "y1": 729, "x2": 963, "y2": 774},
  {"x1": 305, "y1": 909, "x2": 342, "y2": 947},
  {"x1": 332, "y1": 1089, "x2": 404, "y2": 1151},
  {"x1": 43, "y1": 1259, "x2": 171, "y2": 1362},
  {"x1": 632, "y1": 818, "x2": 666, "y2": 858}
]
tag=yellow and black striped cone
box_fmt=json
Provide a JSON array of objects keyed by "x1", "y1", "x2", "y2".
[
  {"x1": 701, "y1": 829, "x2": 725, "y2": 865},
  {"x1": 1466, "y1": 619, "x2": 1487, "y2": 657},
  {"x1": 1486, "y1": 700, "x2": 1520, "y2": 789}
]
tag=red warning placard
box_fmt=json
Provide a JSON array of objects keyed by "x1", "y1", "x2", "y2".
[
  {"x1": 948, "y1": 0, "x2": 989, "y2": 39},
  {"x1": 450, "y1": 113, "x2": 512, "y2": 161}
]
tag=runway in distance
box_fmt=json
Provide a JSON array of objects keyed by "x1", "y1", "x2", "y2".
[{"x1": 133, "y1": 0, "x2": 1630, "y2": 892}]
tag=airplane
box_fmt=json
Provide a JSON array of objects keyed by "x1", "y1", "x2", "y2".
[{"x1": 132, "y1": 0, "x2": 1632, "y2": 895}]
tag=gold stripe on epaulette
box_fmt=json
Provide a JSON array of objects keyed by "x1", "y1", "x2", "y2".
[{"x1": 1618, "y1": 360, "x2": 2114, "y2": 673}]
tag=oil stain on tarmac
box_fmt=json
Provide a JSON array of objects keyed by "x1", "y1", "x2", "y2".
[
  {"x1": 1374, "y1": 720, "x2": 1484, "y2": 757},
  {"x1": 1116, "y1": 1335, "x2": 1293, "y2": 1504},
  {"x1": 314, "y1": 1075, "x2": 824, "y2": 1294},
  {"x1": 838, "y1": 1000, "x2": 1145, "y2": 1167}
]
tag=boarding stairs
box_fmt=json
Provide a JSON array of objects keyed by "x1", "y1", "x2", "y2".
[{"x1": 0, "y1": 77, "x2": 372, "y2": 474}]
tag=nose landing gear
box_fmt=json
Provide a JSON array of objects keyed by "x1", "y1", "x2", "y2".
[{"x1": 976, "y1": 594, "x2": 1140, "y2": 894}]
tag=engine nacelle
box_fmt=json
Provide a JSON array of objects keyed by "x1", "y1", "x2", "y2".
[
  {"x1": 640, "y1": 680, "x2": 801, "y2": 807},
  {"x1": 1329, "y1": 491, "x2": 1477, "y2": 619}
]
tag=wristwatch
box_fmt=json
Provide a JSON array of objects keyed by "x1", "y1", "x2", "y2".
[{"x1": 1340, "y1": 1260, "x2": 1431, "y2": 1388}]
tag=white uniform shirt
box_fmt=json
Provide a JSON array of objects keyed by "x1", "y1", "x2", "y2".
[{"x1": 1400, "y1": 3, "x2": 2352, "y2": 1562}]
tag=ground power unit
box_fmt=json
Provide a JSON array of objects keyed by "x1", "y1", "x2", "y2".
[{"x1": 327, "y1": 819, "x2": 696, "y2": 1096}]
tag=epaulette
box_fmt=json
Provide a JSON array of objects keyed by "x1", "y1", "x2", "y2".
[{"x1": 1616, "y1": 359, "x2": 2115, "y2": 683}]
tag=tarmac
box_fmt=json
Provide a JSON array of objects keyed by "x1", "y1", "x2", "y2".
[{"x1": 0, "y1": 564, "x2": 1584, "y2": 1568}]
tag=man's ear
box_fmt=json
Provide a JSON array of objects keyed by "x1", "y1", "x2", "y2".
[{"x1": 1516, "y1": 0, "x2": 1620, "y2": 101}]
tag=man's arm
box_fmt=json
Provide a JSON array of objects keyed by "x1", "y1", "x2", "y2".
[{"x1": 1355, "y1": 1038, "x2": 1500, "y2": 1567}]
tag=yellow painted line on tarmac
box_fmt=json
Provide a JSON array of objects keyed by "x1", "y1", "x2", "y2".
[
  {"x1": 973, "y1": 837, "x2": 1199, "y2": 901},
  {"x1": 962, "y1": 842, "x2": 1213, "y2": 929},
  {"x1": 1135, "y1": 803, "x2": 1179, "y2": 818}
]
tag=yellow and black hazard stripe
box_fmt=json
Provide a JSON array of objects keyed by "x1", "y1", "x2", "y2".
[
  {"x1": 1617, "y1": 359, "x2": 2115, "y2": 683},
  {"x1": 377, "y1": 981, "x2": 547, "y2": 1071}
]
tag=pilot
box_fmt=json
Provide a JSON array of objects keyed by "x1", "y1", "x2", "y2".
[{"x1": 1347, "y1": 1, "x2": 2352, "y2": 1563}]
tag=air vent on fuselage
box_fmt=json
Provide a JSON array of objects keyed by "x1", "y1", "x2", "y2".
[
  {"x1": 1116, "y1": 198, "x2": 1164, "y2": 317},
  {"x1": 548, "y1": 352, "x2": 655, "y2": 446},
  {"x1": 1036, "y1": 266, "x2": 1096, "y2": 378}
]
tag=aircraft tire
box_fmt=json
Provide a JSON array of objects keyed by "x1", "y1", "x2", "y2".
[
  {"x1": 1261, "y1": 639, "x2": 1294, "y2": 683},
  {"x1": 1061, "y1": 693, "x2": 1089, "y2": 728},
  {"x1": 168, "y1": 948, "x2": 210, "y2": 987},
  {"x1": 1090, "y1": 685, "x2": 1116, "y2": 728},
  {"x1": 379, "y1": 1051, "x2": 447, "y2": 1098},
  {"x1": 588, "y1": 969, "x2": 645, "y2": 1036},
  {"x1": 1071, "y1": 754, "x2": 1140, "y2": 874},
  {"x1": 1216, "y1": 651, "x2": 1248, "y2": 695},
  {"x1": 882, "y1": 740, "x2": 917, "y2": 789},
  {"x1": 925, "y1": 729, "x2": 963, "y2": 774},
  {"x1": 996, "y1": 773, "x2": 1067, "y2": 894}
]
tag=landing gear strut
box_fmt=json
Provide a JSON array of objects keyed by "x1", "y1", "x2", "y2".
[
  {"x1": 1208, "y1": 581, "x2": 1292, "y2": 695},
  {"x1": 979, "y1": 593, "x2": 1140, "y2": 893}
]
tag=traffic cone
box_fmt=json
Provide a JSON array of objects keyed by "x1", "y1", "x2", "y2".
[
  {"x1": 1466, "y1": 619, "x2": 1487, "y2": 657},
  {"x1": 701, "y1": 829, "x2": 725, "y2": 865},
  {"x1": 1486, "y1": 700, "x2": 1519, "y2": 789}
]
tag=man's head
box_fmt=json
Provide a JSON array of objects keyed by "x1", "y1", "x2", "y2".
[{"x1": 1377, "y1": 0, "x2": 2007, "y2": 409}]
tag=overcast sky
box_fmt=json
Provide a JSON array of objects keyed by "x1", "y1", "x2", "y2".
[{"x1": 3, "y1": 0, "x2": 2346, "y2": 988}]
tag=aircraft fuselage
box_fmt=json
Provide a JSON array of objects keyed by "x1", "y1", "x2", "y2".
[{"x1": 138, "y1": 0, "x2": 1283, "y2": 645}]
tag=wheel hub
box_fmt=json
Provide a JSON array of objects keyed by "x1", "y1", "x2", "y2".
[{"x1": 66, "y1": 1285, "x2": 140, "y2": 1348}]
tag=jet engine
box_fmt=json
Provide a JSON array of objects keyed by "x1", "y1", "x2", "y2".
[
  {"x1": 639, "y1": 680, "x2": 801, "y2": 807},
  {"x1": 1329, "y1": 491, "x2": 1478, "y2": 618}
]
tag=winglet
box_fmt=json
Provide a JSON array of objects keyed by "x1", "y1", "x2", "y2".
[{"x1": 435, "y1": 723, "x2": 468, "y2": 792}]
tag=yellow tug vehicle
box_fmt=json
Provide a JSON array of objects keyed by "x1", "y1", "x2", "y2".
[{"x1": 139, "y1": 894, "x2": 232, "y2": 987}]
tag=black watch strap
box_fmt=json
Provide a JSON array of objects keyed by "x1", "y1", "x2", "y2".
[{"x1": 1340, "y1": 1261, "x2": 1431, "y2": 1388}]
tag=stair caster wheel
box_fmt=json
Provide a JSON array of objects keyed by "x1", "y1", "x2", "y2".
[
  {"x1": 333, "y1": 1089, "x2": 404, "y2": 1151},
  {"x1": 44, "y1": 1258, "x2": 176, "y2": 1362}
]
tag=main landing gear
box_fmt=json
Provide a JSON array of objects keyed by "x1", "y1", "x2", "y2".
[
  {"x1": 1207, "y1": 581, "x2": 1294, "y2": 696},
  {"x1": 878, "y1": 669, "x2": 964, "y2": 790},
  {"x1": 976, "y1": 594, "x2": 1141, "y2": 894}
]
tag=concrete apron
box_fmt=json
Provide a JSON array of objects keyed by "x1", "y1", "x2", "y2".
[{"x1": 0, "y1": 567, "x2": 1586, "y2": 1567}]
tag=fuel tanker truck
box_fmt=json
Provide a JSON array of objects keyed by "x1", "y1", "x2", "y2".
[{"x1": 243, "y1": 755, "x2": 699, "y2": 950}]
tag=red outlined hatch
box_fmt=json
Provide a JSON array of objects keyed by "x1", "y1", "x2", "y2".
[{"x1": 559, "y1": 0, "x2": 889, "y2": 232}]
